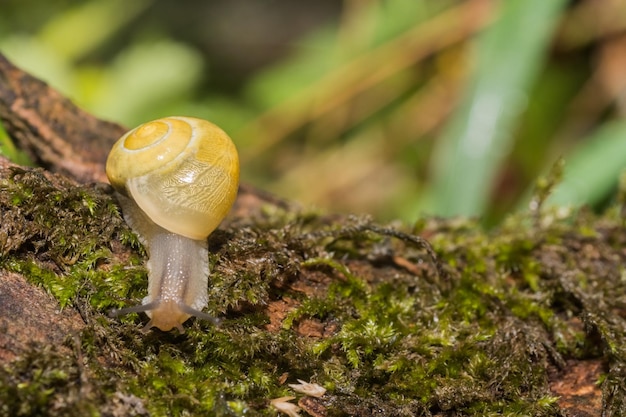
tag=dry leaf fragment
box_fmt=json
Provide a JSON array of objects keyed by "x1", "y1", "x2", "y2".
[
  {"x1": 270, "y1": 396, "x2": 301, "y2": 417},
  {"x1": 288, "y1": 379, "x2": 327, "y2": 398}
]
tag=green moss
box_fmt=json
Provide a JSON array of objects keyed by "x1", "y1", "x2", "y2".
[
  {"x1": 2, "y1": 166, "x2": 626, "y2": 415},
  {"x1": 0, "y1": 345, "x2": 103, "y2": 417}
]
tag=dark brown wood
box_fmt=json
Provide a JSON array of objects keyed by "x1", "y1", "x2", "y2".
[
  {"x1": 0, "y1": 271, "x2": 84, "y2": 362},
  {"x1": 549, "y1": 359, "x2": 604, "y2": 417},
  {"x1": 0, "y1": 53, "x2": 126, "y2": 183}
]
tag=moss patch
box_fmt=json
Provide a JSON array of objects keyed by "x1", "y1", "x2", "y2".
[{"x1": 1, "y1": 166, "x2": 626, "y2": 416}]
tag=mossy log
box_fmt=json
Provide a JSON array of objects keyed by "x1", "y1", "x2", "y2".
[{"x1": 0, "y1": 53, "x2": 623, "y2": 417}]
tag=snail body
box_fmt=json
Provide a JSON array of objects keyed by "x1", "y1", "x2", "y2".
[{"x1": 106, "y1": 116, "x2": 239, "y2": 332}]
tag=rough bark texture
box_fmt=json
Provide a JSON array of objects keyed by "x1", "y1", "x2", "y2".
[
  {"x1": 0, "y1": 54, "x2": 124, "y2": 183},
  {"x1": 0, "y1": 53, "x2": 621, "y2": 417}
]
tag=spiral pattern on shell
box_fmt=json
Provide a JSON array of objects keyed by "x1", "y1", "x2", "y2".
[{"x1": 106, "y1": 116, "x2": 239, "y2": 240}]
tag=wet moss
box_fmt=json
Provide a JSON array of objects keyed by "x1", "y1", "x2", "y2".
[
  {"x1": 1, "y1": 166, "x2": 626, "y2": 416},
  {"x1": 0, "y1": 345, "x2": 101, "y2": 417}
]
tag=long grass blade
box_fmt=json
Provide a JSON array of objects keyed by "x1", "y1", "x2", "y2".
[{"x1": 426, "y1": 0, "x2": 568, "y2": 218}]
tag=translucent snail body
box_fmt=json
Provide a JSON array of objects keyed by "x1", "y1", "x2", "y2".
[{"x1": 106, "y1": 116, "x2": 239, "y2": 332}]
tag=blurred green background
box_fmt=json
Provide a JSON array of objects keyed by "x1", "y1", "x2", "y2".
[{"x1": 1, "y1": 0, "x2": 626, "y2": 225}]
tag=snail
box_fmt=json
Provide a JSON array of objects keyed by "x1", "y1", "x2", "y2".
[{"x1": 106, "y1": 116, "x2": 239, "y2": 332}]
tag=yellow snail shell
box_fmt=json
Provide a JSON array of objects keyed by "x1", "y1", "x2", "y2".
[
  {"x1": 106, "y1": 116, "x2": 239, "y2": 240},
  {"x1": 105, "y1": 116, "x2": 239, "y2": 332}
]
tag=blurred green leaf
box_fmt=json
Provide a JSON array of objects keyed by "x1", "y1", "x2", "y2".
[
  {"x1": 426, "y1": 0, "x2": 568, "y2": 218},
  {"x1": 83, "y1": 40, "x2": 204, "y2": 125},
  {"x1": 0, "y1": 35, "x2": 76, "y2": 93},
  {"x1": 39, "y1": 0, "x2": 153, "y2": 61},
  {"x1": 246, "y1": 0, "x2": 446, "y2": 109},
  {"x1": 2, "y1": 1, "x2": 624, "y2": 222},
  {"x1": 0, "y1": 123, "x2": 33, "y2": 166},
  {"x1": 545, "y1": 121, "x2": 626, "y2": 208}
]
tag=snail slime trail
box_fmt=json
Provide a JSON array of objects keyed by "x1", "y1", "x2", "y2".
[{"x1": 106, "y1": 116, "x2": 239, "y2": 333}]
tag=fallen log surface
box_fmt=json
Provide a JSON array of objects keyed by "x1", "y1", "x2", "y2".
[{"x1": 0, "y1": 53, "x2": 620, "y2": 417}]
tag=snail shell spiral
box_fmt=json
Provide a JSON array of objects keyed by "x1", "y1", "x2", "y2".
[{"x1": 106, "y1": 116, "x2": 239, "y2": 240}]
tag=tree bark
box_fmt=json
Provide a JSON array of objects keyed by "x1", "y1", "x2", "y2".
[{"x1": 0, "y1": 53, "x2": 617, "y2": 417}]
